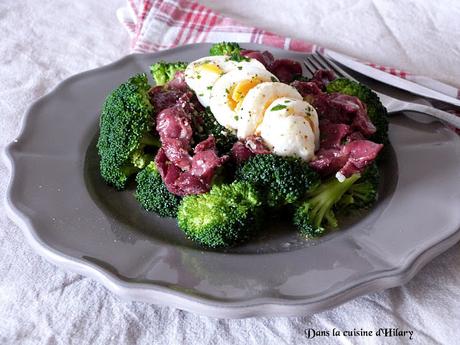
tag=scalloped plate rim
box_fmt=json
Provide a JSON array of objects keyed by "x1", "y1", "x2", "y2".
[{"x1": 3, "y1": 44, "x2": 460, "y2": 318}]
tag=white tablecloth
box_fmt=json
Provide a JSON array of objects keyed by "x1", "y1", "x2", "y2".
[{"x1": 1, "y1": 1, "x2": 459, "y2": 344}]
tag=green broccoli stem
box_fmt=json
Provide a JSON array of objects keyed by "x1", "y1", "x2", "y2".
[
  {"x1": 325, "y1": 209, "x2": 338, "y2": 228},
  {"x1": 309, "y1": 173, "x2": 361, "y2": 228},
  {"x1": 338, "y1": 193, "x2": 354, "y2": 207}
]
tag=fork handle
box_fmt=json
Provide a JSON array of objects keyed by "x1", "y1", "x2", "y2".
[{"x1": 388, "y1": 101, "x2": 460, "y2": 129}]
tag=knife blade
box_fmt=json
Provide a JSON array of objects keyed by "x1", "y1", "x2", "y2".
[{"x1": 324, "y1": 49, "x2": 460, "y2": 108}]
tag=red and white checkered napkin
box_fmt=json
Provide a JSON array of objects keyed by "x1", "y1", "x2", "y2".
[{"x1": 117, "y1": 0, "x2": 460, "y2": 103}]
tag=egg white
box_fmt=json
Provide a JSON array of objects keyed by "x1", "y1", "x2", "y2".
[
  {"x1": 236, "y1": 82, "x2": 303, "y2": 139},
  {"x1": 184, "y1": 56, "x2": 266, "y2": 108},
  {"x1": 260, "y1": 96, "x2": 320, "y2": 149},
  {"x1": 257, "y1": 97, "x2": 317, "y2": 161},
  {"x1": 209, "y1": 68, "x2": 278, "y2": 130}
]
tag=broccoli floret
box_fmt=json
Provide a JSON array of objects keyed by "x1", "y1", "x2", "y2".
[
  {"x1": 135, "y1": 162, "x2": 181, "y2": 217},
  {"x1": 326, "y1": 78, "x2": 389, "y2": 144},
  {"x1": 209, "y1": 42, "x2": 247, "y2": 61},
  {"x1": 177, "y1": 181, "x2": 262, "y2": 248},
  {"x1": 293, "y1": 174, "x2": 361, "y2": 238},
  {"x1": 193, "y1": 107, "x2": 237, "y2": 154},
  {"x1": 150, "y1": 61, "x2": 187, "y2": 86},
  {"x1": 236, "y1": 154, "x2": 320, "y2": 208},
  {"x1": 97, "y1": 74, "x2": 158, "y2": 190},
  {"x1": 209, "y1": 42, "x2": 242, "y2": 56},
  {"x1": 130, "y1": 145, "x2": 154, "y2": 169},
  {"x1": 337, "y1": 163, "x2": 379, "y2": 211}
]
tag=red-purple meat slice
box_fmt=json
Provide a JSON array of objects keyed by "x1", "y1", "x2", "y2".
[
  {"x1": 341, "y1": 140, "x2": 383, "y2": 170},
  {"x1": 269, "y1": 59, "x2": 303, "y2": 83},
  {"x1": 310, "y1": 140, "x2": 383, "y2": 178},
  {"x1": 149, "y1": 86, "x2": 186, "y2": 113},
  {"x1": 351, "y1": 105, "x2": 377, "y2": 137},
  {"x1": 231, "y1": 135, "x2": 271, "y2": 164},
  {"x1": 319, "y1": 121, "x2": 350, "y2": 149},
  {"x1": 314, "y1": 93, "x2": 376, "y2": 137},
  {"x1": 149, "y1": 72, "x2": 200, "y2": 114},
  {"x1": 191, "y1": 136, "x2": 228, "y2": 185},
  {"x1": 190, "y1": 149, "x2": 227, "y2": 187},
  {"x1": 154, "y1": 90, "x2": 227, "y2": 194},
  {"x1": 241, "y1": 50, "x2": 274, "y2": 68},
  {"x1": 167, "y1": 71, "x2": 188, "y2": 91},
  {"x1": 155, "y1": 149, "x2": 182, "y2": 194},
  {"x1": 309, "y1": 148, "x2": 349, "y2": 176},
  {"x1": 161, "y1": 138, "x2": 192, "y2": 170},
  {"x1": 156, "y1": 106, "x2": 193, "y2": 144},
  {"x1": 312, "y1": 69, "x2": 335, "y2": 89},
  {"x1": 346, "y1": 131, "x2": 365, "y2": 142},
  {"x1": 245, "y1": 135, "x2": 272, "y2": 154},
  {"x1": 261, "y1": 51, "x2": 275, "y2": 67},
  {"x1": 290, "y1": 80, "x2": 322, "y2": 98},
  {"x1": 174, "y1": 172, "x2": 209, "y2": 196},
  {"x1": 155, "y1": 135, "x2": 228, "y2": 195},
  {"x1": 194, "y1": 135, "x2": 216, "y2": 153},
  {"x1": 241, "y1": 50, "x2": 302, "y2": 83},
  {"x1": 231, "y1": 141, "x2": 253, "y2": 165}
]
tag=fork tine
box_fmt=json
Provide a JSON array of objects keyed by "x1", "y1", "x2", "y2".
[
  {"x1": 307, "y1": 55, "x2": 323, "y2": 72},
  {"x1": 308, "y1": 53, "x2": 340, "y2": 78},
  {"x1": 316, "y1": 51, "x2": 357, "y2": 81},
  {"x1": 303, "y1": 57, "x2": 316, "y2": 79},
  {"x1": 309, "y1": 54, "x2": 330, "y2": 71},
  {"x1": 304, "y1": 52, "x2": 358, "y2": 82}
]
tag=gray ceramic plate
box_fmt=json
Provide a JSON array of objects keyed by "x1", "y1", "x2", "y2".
[{"x1": 4, "y1": 43, "x2": 460, "y2": 318}]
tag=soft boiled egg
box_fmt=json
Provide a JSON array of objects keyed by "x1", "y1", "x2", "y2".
[
  {"x1": 209, "y1": 68, "x2": 278, "y2": 130},
  {"x1": 184, "y1": 56, "x2": 266, "y2": 108},
  {"x1": 236, "y1": 82, "x2": 303, "y2": 139},
  {"x1": 257, "y1": 97, "x2": 319, "y2": 161}
]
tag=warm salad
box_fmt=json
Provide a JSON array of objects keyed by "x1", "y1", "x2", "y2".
[{"x1": 97, "y1": 42, "x2": 388, "y2": 248}]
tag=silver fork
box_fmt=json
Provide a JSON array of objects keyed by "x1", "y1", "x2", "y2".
[{"x1": 304, "y1": 53, "x2": 460, "y2": 129}]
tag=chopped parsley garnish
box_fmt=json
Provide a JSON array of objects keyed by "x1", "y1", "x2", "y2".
[
  {"x1": 270, "y1": 76, "x2": 277, "y2": 82},
  {"x1": 271, "y1": 104, "x2": 287, "y2": 111}
]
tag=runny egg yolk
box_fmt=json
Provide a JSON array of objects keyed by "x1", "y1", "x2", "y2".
[
  {"x1": 195, "y1": 63, "x2": 223, "y2": 75},
  {"x1": 227, "y1": 78, "x2": 262, "y2": 110}
]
